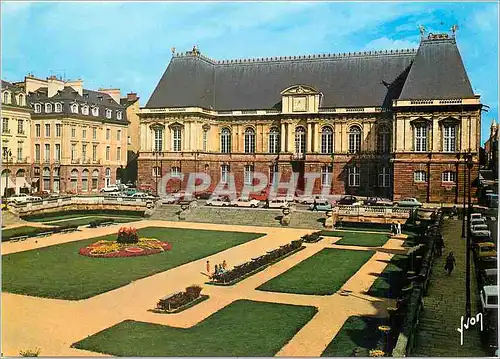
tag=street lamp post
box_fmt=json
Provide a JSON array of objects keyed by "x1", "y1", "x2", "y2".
[
  {"x1": 461, "y1": 152, "x2": 467, "y2": 238},
  {"x1": 465, "y1": 152, "x2": 473, "y2": 319},
  {"x1": 3, "y1": 148, "x2": 12, "y2": 197}
]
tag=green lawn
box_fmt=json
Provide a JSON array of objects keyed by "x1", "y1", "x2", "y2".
[
  {"x1": 24, "y1": 211, "x2": 143, "y2": 223},
  {"x1": 2, "y1": 225, "x2": 55, "y2": 241},
  {"x1": 257, "y1": 248, "x2": 374, "y2": 295},
  {"x1": 44, "y1": 216, "x2": 143, "y2": 227},
  {"x1": 322, "y1": 231, "x2": 389, "y2": 247},
  {"x1": 72, "y1": 300, "x2": 317, "y2": 356},
  {"x1": 367, "y1": 255, "x2": 408, "y2": 298},
  {"x1": 2, "y1": 227, "x2": 264, "y2": 300},
  {"x1": 321, "y1": 316, "x2": 386, "y2": 357}
]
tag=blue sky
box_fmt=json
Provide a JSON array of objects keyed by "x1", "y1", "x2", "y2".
[{"x1": 1, "y1": 1, "x2": 498, "y2": 143}]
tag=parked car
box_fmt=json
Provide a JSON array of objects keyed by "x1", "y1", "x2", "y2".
[
  {"x1": 309, "y1": 200, "x2": 332, "y2": 211},
  {"x1": 479, "y1": 269, "x2": 498, "y2": 288},
  {"x1": 338, "y1": 195, "x2": 358, "y2": 206},
  {"x1": 206, "y1": 196, "x2": 231, "y2": 207},
  {"x1": 267, "y1": 197, "x2": 290, "y2": 209},
  {"x1": 6, "y1": 193, "x2": 30, "y2": 204},
  {"x1": 471, "y1": 224, "x2": 491, "y2": 238},
  {"x1": 124, "y1": 188, "x2": 138, "y2": 196},
  {"x1": 364, "y1": 197, "x2": 393, "y2": 206},
  {"x1": 100, "y1": 185, "x2": 120, "y2": 193},
  {"x1": 230, "y1": 197, "x2": 260, "y2": 208},
  {"x1": 107, "y1": 192, "x2": 122, "y2": 198},
  {"x1": 477, "y1": 256, "x2": 498, "y2": 271},
  {"x1": 32, "y1": 190, "x2": 50, "y2": 198},
  {"x1": 131, "y1": 192, "x2": 156, "y2": 200},
  {"x1": 480, "y1": 285, "x2": 498, "y2": 311},
  {"x1": 27, "y1": 196, "x2": 42, "y2": 202},
  {"x1": 194, "y1": 191, "x2": 212, "y2": 200},
  {"x1": 475, "y1": 242, "x2": 497, "y2": 259},
  {"x1": 298, "y1": 195, "x2": 329, "y2": 205},
  {"x1": 470, "y1": 217, "x2": 487, "y2": 227},
  {"x1": 471, "y1": 213, "x2": 484, "y2": 221},
  {"x1": 395, "y1": 198, "x2": 423, "y2": 207},
  {"x1": 250, "y1": 188, "x2": 270, "y2": 201},
  {"x1": 160, "y1": 194, "x2": 178, "y2": 204}
]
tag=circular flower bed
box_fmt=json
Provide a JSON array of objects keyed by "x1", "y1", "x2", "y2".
[{"x1": 79, "y1": 237, "x2": 172, "y2": 258}]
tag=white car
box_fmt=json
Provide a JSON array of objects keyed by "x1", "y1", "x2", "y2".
[
  {"x1": 471, "y1": 224, "x2": 491, "y2": 237},
  {"x1": 470, "y1": 218, "x2": 487, "y2": 227},
  {"x1": 298, "y1": 195, "x2": 328, "y2": 205},
  {"x1": 27, "y1": 196, "x2": 42, "y2": 202},
  {"x1": 480, "y1": 285, "x2": 498, "y2": 311},
  {"x1": 6, "y1": 193, "x2": 30, "y2": 204},
  {"x1": 206, "y1": 196, "x2": 231, "y2": 207},
  {"x1": 131, "y1": 192, "x2": 156, "y2": 200},
  {"x1": 100, "y1": 185, "x2": 120, "y2": 193},
  {"x1": 268, "y1": 197, "x2": 290, "y2": 209},
  {"x1": 160, "y1": 195, "x2": 178, "y2": 204},
  {"x1": 230, "y1": 197, "x2": 260, "y2": 208},
  {"x1": 471, "y1": 213, "x2": 483, "y2": 221}
]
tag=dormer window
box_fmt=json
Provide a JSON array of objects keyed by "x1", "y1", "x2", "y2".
[
  {"x1": 91, "y1": 106, "x2": 99, "y2": 116},
  {"x1": 105, "y1": 109, "x2": 112, "y2": 119},
  {"x1": 71, "y1": 103, "x2": 79, "y2": 114},
  {"x1": 45, "y1": 103, "x2": 53, "y2": 113},
  {"x1": 34, "y1": 103, "x2": 42, "y2": 113},
  {"x1": 97, "y1": 96, "x2": 103, "y2": 102},
  {"x1": 116, "y1": 111, "x2": 122, "y2": 120},
  {"x1": 55, "y1": 103, "x2": 63, "y2": 113},
  {"x1": 82, "y1": 105, "x2": 89, "y2": 115},
  {"x1": 17, "y1": 94, "x2": 25, "y2": 106},
  {"x1": 2, "y1": 91, "x2": 11, "y2": 104},
  {"x1": 83, "y1": 93, "x2": 89, "y2": 99}
]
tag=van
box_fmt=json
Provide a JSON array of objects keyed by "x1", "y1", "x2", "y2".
[{"x1": 268, "y1": 198, "x2": 290, "y2": 209}]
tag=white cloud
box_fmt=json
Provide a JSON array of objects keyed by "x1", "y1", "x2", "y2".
[{"x1": 363, "y1": 37, "x2": 419, "y2": 51}]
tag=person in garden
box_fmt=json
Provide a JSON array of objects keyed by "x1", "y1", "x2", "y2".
[
  {"x1": 312, "y1": 198, "x2": 318, "y2": 211},
  {"x1": 206, "y1": 260, "x2": 210, "y2": 275},
  {"x1": 222, "y1": 260, "x2": 227, "y2": 271},
  {"x1": 444, "y1": 252, "x2": 456, "y2": 275},
  {"x1": 214, "y1": 264, "x2": 220, "y2": 276}
]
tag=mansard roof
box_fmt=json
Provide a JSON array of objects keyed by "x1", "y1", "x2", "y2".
[
  {"x1": 1, "y1": 80, "x2": 30, "y2": 108},
  {"x1": 146, "y1": 35, "x2": 476, "y2": 111}
]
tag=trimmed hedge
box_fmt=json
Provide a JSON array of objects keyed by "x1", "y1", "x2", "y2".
[
  {"x1": 89, "y1": 218, "x2": 115, "y2": 228},
  {"x1": 2, "y1": 224, "x2": 79, "y2": 241},
  {"x1": 22, "y1": 209, "x2": 144, "y2": 221},
  {"x1": 301, "y1": 231, "x2": 323, "y2": 243},
  {"x1": 156, "y1": 285, "x2": 203, "y2": 312}
]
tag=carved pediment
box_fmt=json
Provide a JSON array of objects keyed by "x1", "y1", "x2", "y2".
[
  {"x1": 280, "y1": 84, "x2": 318, "y2": 96},
  {"x1": 438, "y1": 116, "x2": 460, "y2": 126},
  {"x1": 168, "y1": 121, "x2": 184, "y2": 129},
  {"x1": 149, "y1": 122, "x2": 165, "y2": 130},
  {"x1": 410, "y1": 117, "x2": 432, "y2": 126}
]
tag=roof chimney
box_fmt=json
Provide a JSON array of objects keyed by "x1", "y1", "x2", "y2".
[
  {"x1": 98, "y1": 88, "x2": 121, "y2": 104},
  {"x1": 127, "y1": 92, "x2": 138, "y2": 102}
]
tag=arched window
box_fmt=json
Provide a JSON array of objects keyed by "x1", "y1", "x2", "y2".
[
  {"x1": 220, "y1": 128, "x2": 231, "y2": 153},
  {"x1": 443, "y1": 125, "x2": 456, "y2": 152},
  {"x1": 82, "y1": 169, "x2": 89, "y2": 192},
  {"x1": 55, "y1": 103, "x2": 62, "y2": 113},
  {"x1": 92, "y1": 169, "x2": 99, "y2": 190},
  {"x1": 45, "y1": 103, "x2": 53, "y2": 113},
  {"x1": 321, "y1": 126, "x2": 333, "y2": 154},
  {"x1": 91, "y1": 106, "x2": 99, "y2": 116},
  {"x1": 105, "y1": 167, "x2": 111, "y2": 187},
  {"x1": 268, "y1": 127, "x2": 280, "y2": 154},
  {"x1": 348, "y1": 125, "x2": 361, "y2": 153},
  {"x1": 202, "y1": 128, "x2": 209, "y2": 151},
  {"x1": 34, "y1": 103, "x2": 42, "y2": 113},
  {"x1": 105, "y1": 109, "x2": 112, "y2": 119},
  {"x1": 295, "y1": 126, "x2": 306, "y2": 155},
  {"x1": 53, "y1": 167, "x2": 60, "y2": 192},
  {"x1": 82, "y1": 105, "x2": 89, "y2": 115},
  {"x1": 53, "y1": 167, "x2": 60, "y2": 177},
  {"x1": 377, "y1": 125, "x2": 391, "y2": 153},
  {"x1": 16, "y1": 169, "x2": 26, "y2": 178},
  {"x1": 442, "y1": 171, "x2": 456, "y2": 183},
  {"x1": 17, "y1": 94, "x2": 25, "y2": 106},
  {"x1": 172, "y1": 127, "x2": 182, "y2": 151},
  {"x1": 71, "y1": 169, "x2": 79, "y2": 192},
  {"x1": 244, "y1": 128, "x2": 255, "y2": 153},
  {"x1": 71, "y1": 103, "x2": 79, "y2": 113},
  {"x1": 2, "y1": 91, "x2": 11, "y2": 104},
  {"x1": 414, "y1": 123, "x2": 427, "y2": 152},
  {"x1": 414, "y1": 170, "x2": 426, "y2": 182},
  {"x1": 116, "y1": 111, "x2": 122, "y2": 120}
]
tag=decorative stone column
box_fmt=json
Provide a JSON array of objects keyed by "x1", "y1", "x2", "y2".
[
  {"x1": 281, "y1": 123, "x2": 286, "y2": 152},
  {"x1": 307, "y1": 122, "x2": 313, "y2": 152}
]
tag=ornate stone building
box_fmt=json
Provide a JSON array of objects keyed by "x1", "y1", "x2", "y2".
[
  {"x1": 12, "y1": 75, "x2": 130, "y2": 194},
  {"x1": 138, "y1": 33, "x2": 482, "y2": 203},
  {"x1": 1, "y1": 80, "x2": 32, "y2": 196}
]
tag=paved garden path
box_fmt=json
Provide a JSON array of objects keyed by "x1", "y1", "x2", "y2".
[{"x1": 2, "y1": 220, "x2": 406, "y2": 357}]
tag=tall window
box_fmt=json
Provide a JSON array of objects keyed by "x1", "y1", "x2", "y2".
[
  {"x1": 117, "y1": 111, "x2": 122, "y2": 120},
  {"x1": 443, "y1": 125, "x2": 456, "y2": 152},
  {"x1": 35, "y1": 124, "x2": 41, "y2": 137},
  {"x1": 92, "y1": 107, "x2": 99, "y2": 116},
  {"x1": 117, "y1": 147, "x2": 121, "y2": 161},
  {"x1": 295, "y1": 126, "x2": 306, "y2": 155},
  {"x1": 105, "y1": 109, "x2": 112, "y2": 119},
  {"x1": 71, "y1": 144, "x2": 76, "y2": 162},
  {"x1": 53, "y1": 168, "x2": 60, "y2": 192},
  {"x1": 172, "y1": 127, "x2": 182, "y2": 151},
  {"x1": 71, "y1": 169, "x2": 78, "y2": 191},
  {"x1": 106, "y1": 146, "x2": 110, "y2": 161},
  {"x1": 153, "y1": 167, "x2": 161, "y2": 178},
  {"x1": 45, "y1": 103, "x2": 52, "y2": 113},
  {"x1": 71, "y1": 126, "x2": 76, "y2": 138},
  {"x1": 414, "y1": 170, "x2": 426, "y2": 182},
  {"x1": 442, "y1": 171, "x2": 456, "y2": 183},
  {"x1": 414, "y1": 124, "x2": 427, "y2": 152},
  {"x1": 82, "y1": 105, "x2": 89, "y2": 115},
  {"x1": 55, "y1": 103, "x2": 62, "y2": 113},
  {"x1": 82, "y1": 144, "x2": 87, "y2": 161},
  {"x1": 221, "y1": 128, "x2": 231, "y2": 153},
  {"x1": 268, "y1": 127, "x2": 280, "y2": 154},
  {"x1": 117, "y1": 129, "x2": 121, "y2": 142},
  {"x1": 56, "y1": 124, "x2": 62, "y2": 137},
  {"x1": 17, "y1": 141, "x2": 23, "y2": 161},
  {"x1": 17, "y1": 119, "x2": 24, "y2": 134},
  {"x1": 34, "y1": 103, "x2": 41, "y2": 113},
  {"x1": 321, "y1": 165, "x2": 333, "y2": 187},
  {"x1": 71, "y1": 103, "x2": 78, "y2": 113},
  {"x1": 44, "y1": 144, "x2": 50, "y2": 162},
  {"x1": 171, "y1": 166, "x2": 181, "y2": 178},
  {"x1": 82, "y1": 127, "x2": 87, "y2": 139},
  {"x1": 378, "y1": 166, "x2": 390, "y2": 187},
  {"x1": 17, "y1": 94, "x2": 25, "y2": 106},
  {"x1": 43, "y1": 167, "x2": 51, "y2": 191},
  {"x1": 202, "y1": 128, "x2": 208, "y2": 151},
  {"x1": 221, "y1": 164, "x2": 230, "y2": 184},
  {"x1": 92, "y1": 145, "x2": 97, "y2": 162},
  {"x1": 45, "y1": 124, "x2": 50, "y2": 137},
  {"x1": 92, "y1": 169, "x2": 99, "y2": 190},
  {"x1": 269, "y1": 163, "x2": 279, "y2": 187},
  {"x1": 106, "y1": 128, "x2": 110, "y2": 140},
  {"x1": 82, "y1": 170, "x2": 89, "y2": 192},
  {"x1": 2, "y1": 91, "x2": 10, "y2": 104},
  {"x1": 93, "y1": 127, "x2": 97, "y2": 139},
  {"x1": 244, "y1": 165, "x2": 254, "y2": 185},
  {"x1": 2, "y1": 118, "x2": 8, "y2": 133},
  {"x1": 154, "y1": 127, "x2": 163, "y2": 152},
  {"x1": 244, "y1": 128, "x2": 255, "y2": 153},
  {"x1": 55, "y1": 144, "x2": 61, "y2": 162},
  {"x1": 35, "y1": 144, "x2": 40, "y2": 162},
  {"x1": 377, "y1": 125, "x2": 390, "y2": 153},
  {"x1": 348, "y1": 166, "x2": 360, "y2": 187},
  {"x1": 321, "y1": 126, "x2": 333, "y2": 154},
  {"x1": 348, "y1": 125, "x2": 361, "y2": 153}
]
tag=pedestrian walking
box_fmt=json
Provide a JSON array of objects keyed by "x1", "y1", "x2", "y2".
[
  {"x1": 312, "y1": 198, "x2": 318, "y2": 211},
  {"x1": 206, "y1": 260, "x2": 210, "y2": 275},
  {"x1": 444, "y1": 252, "x2": 456, "y2": 275},
  {"x1": 222, "y1": 260, "x2": 227, "y2": 271}
]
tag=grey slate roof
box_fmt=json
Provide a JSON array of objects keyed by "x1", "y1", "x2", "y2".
[
  {"x1": 146, "y1": 36, "x2": 476, "y2": 110},
  {"x1": 1, "y1": 80, "x2": 30, "y2": 108},
  {"x1": 398, "y1": 37, "x2": 475, "y2": 100},
  {"x1": 28, "y1": 86, "x2": 128, "y2": 123}
]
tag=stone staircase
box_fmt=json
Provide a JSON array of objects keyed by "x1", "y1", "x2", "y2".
[{"x1": 148, "y1": 205, "x2": 182, "y2": 221}]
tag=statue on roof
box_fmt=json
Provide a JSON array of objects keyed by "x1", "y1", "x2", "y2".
[
  {"x1": 171, "y1": 47, "x2": 176, "y2": 55},
  {"x1": 192, "y1": 45, "x2": 199, "y2": 56},
  {"x1": 418, "y1": 24, "x2": 426, "y2": 36},
  {"x1": 451, "y1": 24, "x2": 459, "y2": 35}
]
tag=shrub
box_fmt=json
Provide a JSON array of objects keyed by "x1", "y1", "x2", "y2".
[
  {"x1": 185, "y1": 285, "x2": 202, "y2": 300},
  {"x1": 117, "y1": 226, "x2": 138, "y2": 244},
  {"x1": 19, "y1": 348, "x2": 41, "y2": 357},
  {"x1": 157, "y1": 285, "x2": 203, "y2": 311},
  {"x1": 89, "y1": 218, "x2": 115, "y2": 228}
]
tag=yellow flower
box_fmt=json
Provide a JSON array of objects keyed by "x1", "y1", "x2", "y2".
[
  {"x1": 378, "y1": 325, "x2": 391, "y2": 332},
  {"x1": 369, "y1": 349, "x2": 385, "y2": 357}
]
